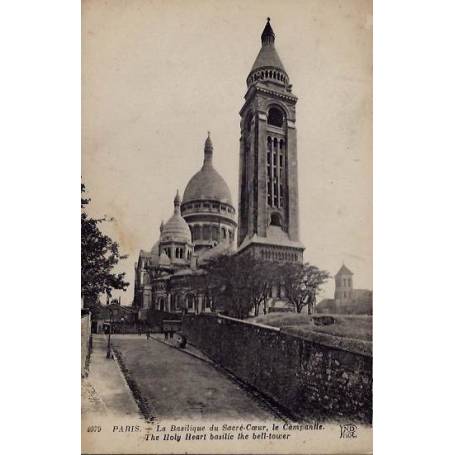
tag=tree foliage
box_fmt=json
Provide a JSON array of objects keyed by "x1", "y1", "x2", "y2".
[
  {"x1": 201, "y1": 251, "x2": 329, "y2": 317},
  {"x1": 201, "y1": 253, "x2": 276, "y2": 318},
  {"x1": 201, "y1": 253, "x2": 251, "y2": 319},
  {"x1": 279, "y1": 262, "x2": 330, "y2": 314},
  {"x1": 245, "y1": 258, "x2": 275, "y2": 316},
  {"x1": 81, "y1": 184, "x2": 129, "y2": 306}
]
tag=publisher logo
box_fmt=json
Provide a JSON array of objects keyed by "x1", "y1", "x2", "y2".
[{"x1": 339, "y1": 424, "x2": 358, "y2": 439}]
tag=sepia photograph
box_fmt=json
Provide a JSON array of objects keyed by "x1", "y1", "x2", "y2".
[
  {"x1": 5, "y1": 1, "x2": 455, "y2": 455},
  {"x1": 81, "y1": 1, "x2": 372, "y2": 453}
]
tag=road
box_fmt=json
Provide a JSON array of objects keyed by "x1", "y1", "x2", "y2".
[{"x1": 111, "y1": 335, "x2": 279, "y2": 421}]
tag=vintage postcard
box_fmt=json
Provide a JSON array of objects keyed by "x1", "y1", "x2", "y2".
[{"x1": 82, "y1": 0, "x2": 372, "y2": 453}]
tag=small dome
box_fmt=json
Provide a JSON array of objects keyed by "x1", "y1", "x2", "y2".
[
  {"x1": 147, "y1": 240, "x2": 160, "y2": 266},
  {"x1": 159, "y1": 251, "x2": 171, "y2": 266},
  {"x1": 161, "y1": 190, "x2": 192, "y2": 244},
  {"x1": 183, "y1": 133, "x2": 233, "y2": 206}
]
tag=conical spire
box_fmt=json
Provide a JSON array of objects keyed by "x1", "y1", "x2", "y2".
[
  {"x1": 173, "y1": 190, "x2": 181, "y2": 214},
  {"x1": 203, "y1": 131, "x2": 213, "y2": 165},
  {"x1": 261, "y1": 17, "x2": 275, "y2": 45},
  {"x1": 248, "y1": 18, "x2": 287, "y2": 85},
  {"x1": 159, "y1": 220, "x2": 164, "y2": 233}
]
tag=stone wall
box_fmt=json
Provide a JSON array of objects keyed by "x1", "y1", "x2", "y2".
[
  {"x1": 147, "y1": 309, "x2": 182, "y2": 332},
  {"x1": 182, "y1": 313, "x2": 372, "y2": 423},
  {"x1": 81, "y1": 313, "x2": 91, "y2": 377}
]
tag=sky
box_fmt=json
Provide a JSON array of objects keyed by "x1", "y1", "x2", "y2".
[{"x1": 82, "y1": 0, "x2": 372, "y2": 305}]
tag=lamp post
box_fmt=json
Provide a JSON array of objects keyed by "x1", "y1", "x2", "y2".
[{"x1": 106, "y1": 305, "x2": 113, "y2": 359}]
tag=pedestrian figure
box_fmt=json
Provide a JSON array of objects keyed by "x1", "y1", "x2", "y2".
[
  {"x1": 164, "y1": 330, "x2": 168, "y2": 340},
  {"x1": 178, "y1": 334, "x2": 187, "y2": 349}
]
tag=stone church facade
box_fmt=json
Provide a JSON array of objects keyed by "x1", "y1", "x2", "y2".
[
  {"x1": 317, "y1": 264, "x2": 373, "y2": 315},
  {"x1": 134, "y1": 19, "x2": 304, "y2": 318}
]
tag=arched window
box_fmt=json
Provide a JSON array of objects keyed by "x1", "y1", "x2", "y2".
[
  {"x1": 176, "y1": 294, "x2": 183, "y2": 311},
  {"x1": 202, "y1": 225, "x2": 210, "y2": 240},
  {"x1": 267, "y1": 107, "x2": 284, "y2": 128},
  {"x1": 211, "y1": 225, "x2": 219, "y2": 242},
  {"x1": 221, "y1": 227, "x2": 227, "y2": 239},
  {"x1": 270, "y1": 213, "x2": 282, "y2": 227},
  {"x1": 193, "y1": 225, "x2": 201, "y2": 240}
]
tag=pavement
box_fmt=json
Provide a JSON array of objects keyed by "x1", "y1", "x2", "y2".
[
  {"x1": 81, "y1": 334, "x2": 143, "y2": 421},
  {"x1": 111, "y1": 334, "x2": 279, "y2": 421},
  {"x1": 148, "y1": 333, "x2": 213, "y2": 363}
]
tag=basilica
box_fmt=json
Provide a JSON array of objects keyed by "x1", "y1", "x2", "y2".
[{"x1": 133, "y1": 19, "x2": 304, "y2": 318}]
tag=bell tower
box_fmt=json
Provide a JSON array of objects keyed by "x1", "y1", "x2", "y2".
[{"x1": 237, "y1": 19, "x2": 304, "y2": 263}]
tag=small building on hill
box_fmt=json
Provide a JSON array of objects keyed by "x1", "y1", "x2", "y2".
[{"x1": 317, "y1": 264, "x2": 372, "y2": 315}]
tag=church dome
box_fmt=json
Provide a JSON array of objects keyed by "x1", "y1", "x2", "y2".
[
  {"x1": 160, "y1": 191, "x2": 192, "y2": 244},
  {"x1": 182, "y1": 133, "x2": 233, "y2": 206},
  {"x1": 147, "y1": 239, "x2": 160, "y2": 266}
]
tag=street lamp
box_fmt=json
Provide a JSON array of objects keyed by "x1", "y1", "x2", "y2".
[{"x1": 106, "y1": 305, "x2": 113, "y2": 359}]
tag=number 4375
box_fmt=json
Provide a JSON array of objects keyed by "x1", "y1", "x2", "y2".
[{"x1": 87, "y1": 426, "x2": 102, "y2": 432}]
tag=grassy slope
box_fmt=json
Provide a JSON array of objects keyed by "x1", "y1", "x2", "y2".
[{"x1": 251, "y1": 313, "x2": 372, "y2": 342}]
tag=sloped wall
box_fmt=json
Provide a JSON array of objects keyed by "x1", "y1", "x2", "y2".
[{"x1": 182, "y1": 313, "x2": 372, "y2": 423}]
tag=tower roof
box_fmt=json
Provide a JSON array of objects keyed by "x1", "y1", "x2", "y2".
[
  {"x1": 336, "y1": 264, "x2": 354, "y2": 276},
  {"x1": 249, "y1": 18, "x2": 287, "y2": 76},
  {"x1": 182, "y1": 133, "x2": 233, "y2": 206}
]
